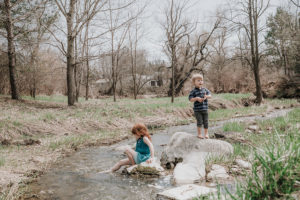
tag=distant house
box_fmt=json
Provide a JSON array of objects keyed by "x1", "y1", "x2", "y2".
[{"x1": 138, "y1": 75, "x2": 162, "y2": 88}]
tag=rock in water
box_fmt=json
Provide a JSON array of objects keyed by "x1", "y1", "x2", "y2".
[
  {"x1": 160, "y1": 132, "x2": 233, "y2": 184},
  {"x1": 173, "y1": 152, "x2": 206, "y2": 184},
  {"x1": 124, "y1": 157, "x2": 164, "y2": 177},
  {"x1": 157, "y1": 184, "x2": 217, "y2": 200}
]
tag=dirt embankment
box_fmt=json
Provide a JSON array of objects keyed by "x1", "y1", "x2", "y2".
[{"x1": 0, "y1": 96, "x2": 298, "y2": 199}]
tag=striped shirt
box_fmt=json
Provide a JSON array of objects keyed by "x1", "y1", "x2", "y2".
[{"x1": 188, "y1": 87, "x2": 211, "y2": 111}]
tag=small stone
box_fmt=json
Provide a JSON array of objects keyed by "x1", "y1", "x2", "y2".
[
  {"x1": 266, "y1": 127, "x2": 273, "y2": 131},
  {"x1": 235, "y1": 159, "x2": 251, "y2": 169},
  {"x1": 214, "y1": 132, "x2": 225, "y2": 138},
  {"x1": 170, "y1": 163, "x2": 175, "y2": 169},
  {"x1": 257, "y1": 131, "x2": 263, "y2": 134},
  {"x1": 248, "y1": 125, "x2": 259, "y2": 132},
  {"x1": 231, "y1": 167, "x2": 239, "y2": 173},
  {"x1": 207, "y1": 164, "x2": 229, "y2": 181},
  {"x1": 245, "y1": 129, "x2": 252, "y2": 134},
  {"x1": 148, "y1": 184, "x2": 163, "y2": 190},
  {"x1": 47, "y1": 190, "x2": 54, "y2": 195},
  {"x1": 247, "y1": 120, "x2": 256, "y2": 125},
  {"x1": 39, "y1": 191, "x2": 46, "y2": 195}
]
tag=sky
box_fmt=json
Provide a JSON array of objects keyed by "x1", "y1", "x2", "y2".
[{"x1": 139, "y1": 0, "x2": 285, "y2": 61}]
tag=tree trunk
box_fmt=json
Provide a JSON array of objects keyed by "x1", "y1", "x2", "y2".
[
  {"x1": 4, "y1": 0, "x2": 19, "y2": 100},
  {"x1": 111, "y1": 29, "x2": 116, "y2": 102},
  {"x1": 85, "y1": 23, "x2": 90, "y2": 101},
  {"x1": 171, "y1": 46, "x2": 175, "y2": 103},
  {"x1": 112, "y1": 52, "x2": 116, "y2": 102},
  {"x1": 248, "y1": 0, "x2": 262, "y2": 104},
  {"x1": 66, "y1": 0, "x2": 76, "y2": 106},
  {"x1": 253, "y1": 0, "x2": 262, "y2": 104},
  {"x1": 85, "y1": 58, "x2": 89, "y2": 101}
]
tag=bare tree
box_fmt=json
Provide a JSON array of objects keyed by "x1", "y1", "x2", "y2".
[
  {"x1": 0, "y1": 0, "x2": 53, "y2": 100},
  {"x1": 172, "y1": 20, "x2": 220, "y2": 95},
  {"x1": 162, "y1": 0, "x2": 191, "y2": 102},
  {"x1": 84, "y1": 19, "x2": 90, "y2": 100},
  {"x1": 225, "y1": 0, "x2": 270, "y2": 104},
  {"x1": 162, "y1": 0, "x2": 220, "y2": 101},
  {"x1": 207, "y1": 27, "x2": 230, "y2": 92},
  {"x1": 290, "y1": 0, "x2": 300, "y2": 7},
  {"x1": 1, "y1": 0, "x2": 22, "y2": 100},
  {"x1": 53, "y1": 0, "x2": 106, "y2": 105},
  {"x1": 128, "y1": 8, "x2": 150, "y2": 99},
  {"x1": 26, "y1": 1, "x2": 57, "y2": 98},
  {"x1": 104, "y1": 0, "x2": 138, "y2": 102}
]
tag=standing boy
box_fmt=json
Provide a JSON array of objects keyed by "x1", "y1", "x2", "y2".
[{"x1": 188, "y1": 74, "x2": 211, "y2": 139}]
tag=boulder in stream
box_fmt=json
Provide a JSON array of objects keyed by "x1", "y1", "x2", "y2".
[
  {"x1": 160, "y1": 132, "x2": 233, "y2": 184},
  {"x1": 123, "y1": 158, "x2": 164, "y2": 177},
  {"x1": 173, "y1": 152, "x2": 206, "y2": 184},
  {"x1": 160, "y1": 132, "x2": 233, "y2": 167}
]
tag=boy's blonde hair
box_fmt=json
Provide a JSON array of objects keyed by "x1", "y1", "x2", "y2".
[{"x1": 191, "y1": 74, "x2": 203, "y2": 83}]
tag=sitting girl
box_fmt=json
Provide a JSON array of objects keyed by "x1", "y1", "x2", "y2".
[{"x1": 110, "y1": 123, "x2": 154, "y2": 172}]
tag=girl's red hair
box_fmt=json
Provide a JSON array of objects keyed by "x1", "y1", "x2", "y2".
[{"x1": 131, "y1": 123, "x2": 151, "y2": 141}]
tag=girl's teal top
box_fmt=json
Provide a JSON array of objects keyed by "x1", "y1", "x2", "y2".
[{"x1": 134, "y1": 136, "x2": 151, "y2": 164}]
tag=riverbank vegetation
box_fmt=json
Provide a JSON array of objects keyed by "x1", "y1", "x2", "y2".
[
  {"x1": 0, "y1": 94, "x2": 299, "y2": 199},
  {"x1": 203, "y1": 108, "x2": 300, "y2": 199}
]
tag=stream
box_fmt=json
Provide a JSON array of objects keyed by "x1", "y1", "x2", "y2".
[{"x1": 29, "y1": 108, "x2": 292, "y2": 200}]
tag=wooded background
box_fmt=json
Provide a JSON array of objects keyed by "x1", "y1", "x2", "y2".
[{"x1": 0, "y1": 0, "x2": 299, "y2": 105}]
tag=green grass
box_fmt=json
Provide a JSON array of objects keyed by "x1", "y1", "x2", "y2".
[
  {"x1": 227, "y1": 134, "x2": 299, "y2": 199},
  {"x1": 0, "y1": 157, "x2": 5, "y2": 167},
  {"x1": 48, "y1": 130, "x2": 119, "y2": 150},
  {"x1": 223, "y1": 122, "x2": 245, "y2": 132},
  {"x1": 42, "y1": 113, "x2": 56, "y2": 121},
  {"x1": 209, "y1": 106, "x2": 267, "y2": 121},
  {"x1": 266, "y1": 98, "x2": 298, "y2": 107},
  {"x1": 233, "y1": 143, "x2": 251, "y2": 158},
  {"x1": 12, "y1": 120, "x2": 22, "y2": 127},
  {"x1": 0, "y1": 120, "x2": 5, "y2": 129},
  {"x1": 220, "y1": 108, "x2": 300, "y2": 199},
  {"x1": 22, "y1": 95, "x2": 86, "y2": 103},
  {"x1": 214, "y1": 93, "x2": 251, "y2": 101},
  {"x1": 49, "y1": 134, "x2": 92, "y2": 150}
]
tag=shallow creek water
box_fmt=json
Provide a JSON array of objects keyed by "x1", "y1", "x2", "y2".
[{"x1": 29, "y1": 109, "x2": 292, "y2": 200}]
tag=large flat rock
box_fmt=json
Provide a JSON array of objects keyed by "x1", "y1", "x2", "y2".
[
  {"x1": 160, "y1": 132, "x2": 233, "y2": 167},
  {"x1": 156, "y1": 184, "x2": 217, "y2": 200}
]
